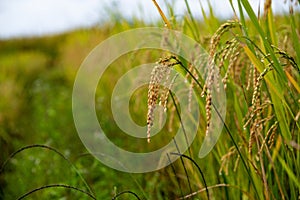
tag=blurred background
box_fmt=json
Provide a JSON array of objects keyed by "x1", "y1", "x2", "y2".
[{"x1": 0, "y1": 0, "x2": 296, "y2": 38}]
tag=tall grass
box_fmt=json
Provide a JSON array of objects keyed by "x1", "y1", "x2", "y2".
[
  {"x1": 0, "y1": 0, "x2": 299, "y2": 199},
  {"x1": 149, "y1": 0, "x2": 299, "y2": 199}
]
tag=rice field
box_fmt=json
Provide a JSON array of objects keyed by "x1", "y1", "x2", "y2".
[{"x1": 0, "y1": 0, "x2": 299, "y2": 199}]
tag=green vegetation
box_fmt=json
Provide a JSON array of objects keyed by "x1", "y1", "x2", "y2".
[{"x1": 0, "y1": 1, "x2": 299, "y2": 199}]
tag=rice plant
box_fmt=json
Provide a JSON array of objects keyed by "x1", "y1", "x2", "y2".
[
  {"x1": 146, "y1": 0, "x2": 300, "y2": 199},
  {"x1": 0, "y1": 0, "x2": 299, "y2": 199}
]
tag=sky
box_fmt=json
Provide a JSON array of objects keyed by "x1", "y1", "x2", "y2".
[{"x1": 0, "y1": 0, "x2": 297, "y2": 39}]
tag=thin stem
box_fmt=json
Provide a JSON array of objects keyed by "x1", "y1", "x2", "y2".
[
  {"x1": 17, "y1": 184, "x2": 96, "y2": 200},
  {"x1": 170, "y1": 152, "x2": 209, "y2": 200},
  {"x1": 112, "y1": 190, "x2": 141, "y2": 200},
  {"x1": 151, "y1": 0, "x2": 172, "y2": 28},
  {"x1": 0, "y1": 144, "x2": 94, "y2": 196},
  {"x1": 167, "y1": 153, "x2": 184, "y2": 197}
]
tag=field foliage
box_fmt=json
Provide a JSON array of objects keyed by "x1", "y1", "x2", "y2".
[{"x1": 0, "y1": 0, "x2": 299, "y2": 199}]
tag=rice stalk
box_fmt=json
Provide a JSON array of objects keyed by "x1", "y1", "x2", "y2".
[
  {"x1": 222, "y1": 50, "x2": 240, "y2": 90},
  {"x1": 267, "y1": 123, "x2": 278, "y2": 149},
  {"x1": 251, "y1": 65, "x2": 273, "y2": 111},
  {"x1": 151, "y1": 0, "x2": 171, "y2": 28},
  {"x1": 219, "y1": 146, "x2": 238, "y2": 175},
  {"x1": 258, "y1": 121, "x2": 278, "y2": 155},
  {"x1": 147, "y1": 58, "x2": 174, "y2": 143},
  {"x1": 201, "y1": 20, "x2": 241, "y2": 136},
  {"x1": 209, "y1": 20, "x2": 241, "y2": 59}
]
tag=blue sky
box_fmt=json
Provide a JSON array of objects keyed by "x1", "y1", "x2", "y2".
[{"x1": 0, "y1": 0, "x2": 297, "y2": 38}]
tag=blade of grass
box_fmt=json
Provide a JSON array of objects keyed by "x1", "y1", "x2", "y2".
[
  {"x1": 172, "y1": 138, "x2": 193, "y2": 195},
  {"x1": 277, "y1": 155, "x2": 300, "y2": 188},
  {"x1": 207, "y1": 0, "x2": 219, "y2": 29},
  {"x1": 285, "y1": 70, "x2": 300, "y2": 93},
  {"x1": 183, "y1": 16, "x2": 199, "y2": 40},
  {"x1": 164, "y1": 0, "x2": 177, "y2": 28},
  {"x1": 169, "y1": 90, "x2": 192, "y2": 158},
  {"x1": 290, "y1": 13, "x2": 300, "y2": 69},
  {"x1": 170, "y1": 152, "x2": 209, "y2": 200},
  {"x1": 266, "y1": 8, "x2": 277, "y2": 46},
  {"x1": 0, "y1": 144, "x2": 94, "y2": 196},
  {"x1": 167, "y1": 153, "x2": 184, "y2": 197},
  {"x1": 198, "y1": 0, "x2": 219, "y2": 33},
  {"x1": 229, "y1": 0, "x2": 238, "y2": 19},
  {"x1": 112, "y1": 190, "x2": 141, "y2": 200},
  {"x1": 239, "y1": 0, "x2": 287, "y2": 82},
  {"x1": 183, "y1": 0, "x2": 200, "y2": 41},
  {"x1": 198, "y1": 0, "x2": 213, "y2": 34},
  {"x1": 17, "y1": 184, "x2": 96, "y2": 200}
]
